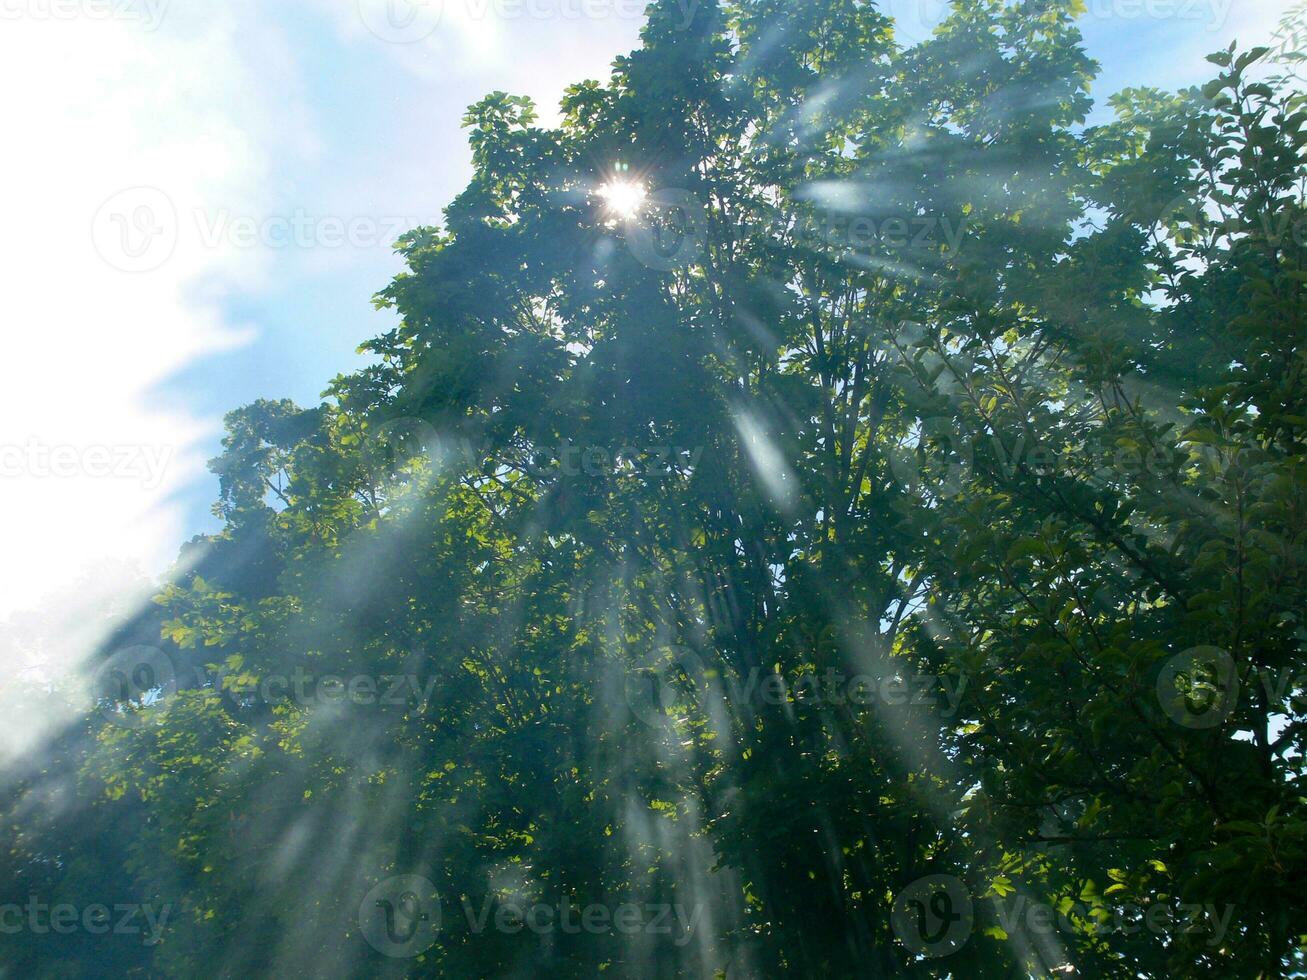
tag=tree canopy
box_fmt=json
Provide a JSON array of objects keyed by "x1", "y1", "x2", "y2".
[{"x1": 3, "y1": 1, "x2": 1306, "y2": 976}]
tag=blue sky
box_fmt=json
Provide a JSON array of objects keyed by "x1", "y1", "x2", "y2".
[{"x1": 0, "y1": 0, "x2": 1297, "y2": 625}]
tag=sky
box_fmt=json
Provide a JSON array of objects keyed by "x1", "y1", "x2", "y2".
[{"x1": 0, "y1": 0, "x2": 1298, "y2": 636}]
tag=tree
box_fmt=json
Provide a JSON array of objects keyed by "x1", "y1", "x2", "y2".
[{"x1": 2, "y1": 1, "x2": 1303, "y2": 976}]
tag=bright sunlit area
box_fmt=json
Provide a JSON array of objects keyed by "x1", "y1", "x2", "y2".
[
  {"x1": 1, "y1": 0, "x2": 1304, "y2": 977},
  {"x1": 598, "y1": 175, "x2": 649, "y2": 219}
]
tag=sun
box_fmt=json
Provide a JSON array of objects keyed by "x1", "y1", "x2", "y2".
[{"x1": 597, "y1": 177, "x2": 648, "y2": 220}]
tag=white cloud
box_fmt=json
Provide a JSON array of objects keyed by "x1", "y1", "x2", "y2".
[
  {"x1": 0, "y1": 0, "x2": 641, "y2": 679},
  {"x1": 325, "y1": 0, "x2": 646, "y2": 124},
  {"x1": 0, "y1": 9, "x2": 305, "y2": 625}
]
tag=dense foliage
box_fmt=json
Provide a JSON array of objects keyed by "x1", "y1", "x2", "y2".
[{"x1": 3, "y1": 1, "x2": 1306, "y2": 976}]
